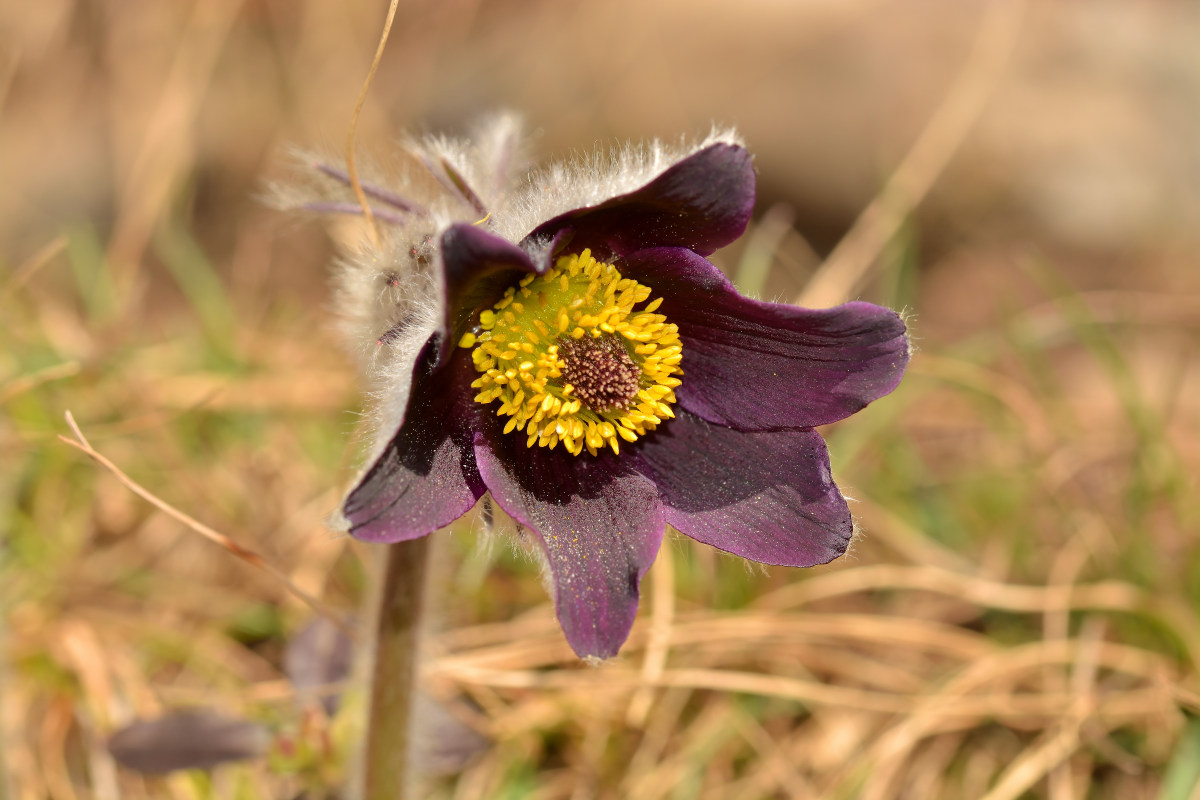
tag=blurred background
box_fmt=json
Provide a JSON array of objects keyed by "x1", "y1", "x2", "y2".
[{"x1": 3, "y1": 0, "x2": 1200, "y2": 797}]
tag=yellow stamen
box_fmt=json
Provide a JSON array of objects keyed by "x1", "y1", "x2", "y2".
[{"x1": 466, "y1": 250, "x2": 683, "y2": 456}]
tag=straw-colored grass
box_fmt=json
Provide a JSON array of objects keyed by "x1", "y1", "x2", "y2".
[{"x1": 4, "y1": 1, "x2": 1199, "y2": 798}]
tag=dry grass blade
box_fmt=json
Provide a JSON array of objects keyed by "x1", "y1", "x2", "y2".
[
  {"x1": 909, "y1": 353, "x2": 1056, "y2": 453},
  {"x1": 8, "y1": 2, "x2": 1200, "y2": 796},
  {"x1": 0, "y1": 361, "x2": 80, "y2": 404},
  {"x1": 344, "y1": 0, "x2": 402, "y2": 249},
  {"x1": 797, "y1": 0, "x2": 1026, "y2": 308},
  {"x1": 438, "y1": 658, "x2": 1174, "y2": 721},
  {"x1": 977, "y1": 722, "x2": 1087, "y2": 800},
  {"x1": 626, "y1": 541, "x2": 675, "y2": 727},
  {"x1": 104, "y1": 0, "x2": 245, "y2": 284},
  {"x1": 2, "y1": 236, "x2": 65, "y2": 299},
  {"x1": 57, "y1": 410, "x2": 353, "y2": 638},
  {"x1": 758, "y1": 563, "x2": 1147, "y2": 615}
]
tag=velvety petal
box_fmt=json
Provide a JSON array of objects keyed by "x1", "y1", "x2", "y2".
[
  {"x1": 634, "y1": 412, "x2": 852, "y2": 567},
  {"x1": 474, "y1": 429, "x2": 664, "y2": 659},
  {"x1": 343, "y1": 342, "x2": 485, "y2": 542},
  {"x1": 623, "y1": 248, "x2": 909, "y2": 430},
  {"x1": 524, "y1": 143, "x2": 755, "y2": 260},
  {"x1": 437, "y1": 224, "x2": 539, "y2": 365}
]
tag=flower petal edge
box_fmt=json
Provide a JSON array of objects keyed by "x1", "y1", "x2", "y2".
[
  {"x1": 622, "y1": 247, "x2": 910, "y2": 430},
  {"x1": 473, "y1": 426, "x2": 664, "y2": 660}
]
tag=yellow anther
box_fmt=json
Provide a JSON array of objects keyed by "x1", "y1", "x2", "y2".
[{"x1": 465, "y1": 251, "x2": 682, "y2": 457}]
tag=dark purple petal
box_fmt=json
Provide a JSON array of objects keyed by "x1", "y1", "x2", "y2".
[
  {"x1": 284, "y1": 618, "x2": 354, "y2": 716},
  {"x1": 411, "y1": 694, "x2": 491, "y2": 776},
  {"x1": 437, "y1": 224, "x2": 539, "y2": 365},
  {"x1": 343, "y1": 343, "x2": 485, "y2": 542},
  {"x1": 623, "y1": 248, "x2": 909, "y2": 430},
  {"x1": 108, "y1": 711, "x2": 268, "y2": 774},
  {"x1": 474, "y1": 429, "x2": 664, "y2": 659},
  {"x1": 634, "y1": 413, "x2": 852, "y2": 567},
  {"x1": 524, "y1": 143, "x2": 755, "y2": 260}
]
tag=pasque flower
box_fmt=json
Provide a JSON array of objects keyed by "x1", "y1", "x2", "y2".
[{"x1": 289, "y1": 116, "x2": 909, "y2": 659}]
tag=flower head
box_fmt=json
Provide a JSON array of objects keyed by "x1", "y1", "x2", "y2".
[{"x1": 292, "y1": 116, "x2": 909, "y2": 659}]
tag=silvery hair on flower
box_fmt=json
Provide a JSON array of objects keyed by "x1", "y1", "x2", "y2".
[{"x1": 270, "y1": 113, "x2": 743, "y2": 466}]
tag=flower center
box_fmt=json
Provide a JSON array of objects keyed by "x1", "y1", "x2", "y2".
[
  {"x1": 556, "y1": 334, "x2": 642, "y2": 412},
  {"x1": 459, "y1": 249, "x2": 682, "y2": 456}
]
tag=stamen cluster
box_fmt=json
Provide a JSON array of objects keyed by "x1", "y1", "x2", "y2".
[{"x1": 462, "y1": 250, "x2": 682, "y2": 456}]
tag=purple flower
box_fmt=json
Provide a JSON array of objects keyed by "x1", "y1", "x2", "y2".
[{"x1": 306, "y1": 120, "x2": 908, "y2": 659}]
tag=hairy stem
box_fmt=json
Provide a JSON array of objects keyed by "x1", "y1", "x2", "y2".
[{"x1": 361, "y1": 536, "x2": 430, "y2": 800}]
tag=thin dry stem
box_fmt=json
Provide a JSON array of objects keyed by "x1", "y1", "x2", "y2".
[
  {"x1": 0, "y1": 362, "x2": 80, "y2": 404},
  {"x1": 797, "y1": 0, "x2": 1025, "y2": 308},
  {"x1": 344, "y1": 0, "x2": 401, "y2": 249},
  {"x1": 2, "y1": 236, "x2": 65, "y2": 299},
  {"x1": 105, "y1": 0, "x2": 243, "y2": 288},
  {"x1": 58, "y1": 411, "x2": 350, "y2": 637},
  {"x1": 626, "y1": 540, "x2": 675, "y2": 726}
]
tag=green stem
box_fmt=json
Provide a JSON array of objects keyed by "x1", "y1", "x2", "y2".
[{"x1": 361, "y1": 536, "x2": 430, "y2": 800}]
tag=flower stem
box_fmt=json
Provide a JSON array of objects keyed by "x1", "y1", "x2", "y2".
[{"x1": 361, "y1": 536, "x2": 430, "y2": 800}]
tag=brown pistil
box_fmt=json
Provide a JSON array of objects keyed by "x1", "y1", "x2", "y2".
[{"x1": 557, "y1": 334, "x2": 642, "y2": 412}]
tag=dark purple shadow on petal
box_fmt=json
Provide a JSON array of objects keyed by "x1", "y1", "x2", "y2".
[
  {"x1": 634, "y1": 412, "x2": 852, "y2": 567},
  {"x1": 438, "y1": 224, "x2": 539, "y2": 366},
  {"x1": 523, "y1": 143, "x2": 755, "y2": 260},
  {"x1": 474, "y1": 427, "x2": 664, "y2": 660},
  {"x1": 343, "y1": 341, "x2": 485, "y2": 543},
  {"x1": 623, "y1": 248, "x2": 909, "y2": 430}
]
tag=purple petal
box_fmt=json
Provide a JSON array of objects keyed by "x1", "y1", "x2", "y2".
[
  {"x1": 343, "y1": 343, "x2": 485, "y2": 542},
  {"x1": 634, "y1": 413, "x2": 852, "y2": 567},
  {"x1": 437, "y1": 224, "x2": 539, "y2": 365},
  {"x1": 623, "y1": 248, "x2": 909, "y2": 430},
  {"x1": 108, "y1": 711, "x2": 268, "y2": 774},
  {"x1": 284, "y1": 617, "x2": 354, "y2": 716},
  {"x1": 474, "y1": 429, "x2": 664, "y2": 659},
  {"x1": 524, "y1": 143, "x2": 755, "y2": 260}
]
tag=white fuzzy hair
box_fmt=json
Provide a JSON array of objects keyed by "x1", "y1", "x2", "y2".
[
  {"x1": 273, "y1": 114, "x2": 742, "y2": 467},
  {"x1": 489, "y1": 125, "x2": 744, "y2": 244}
]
